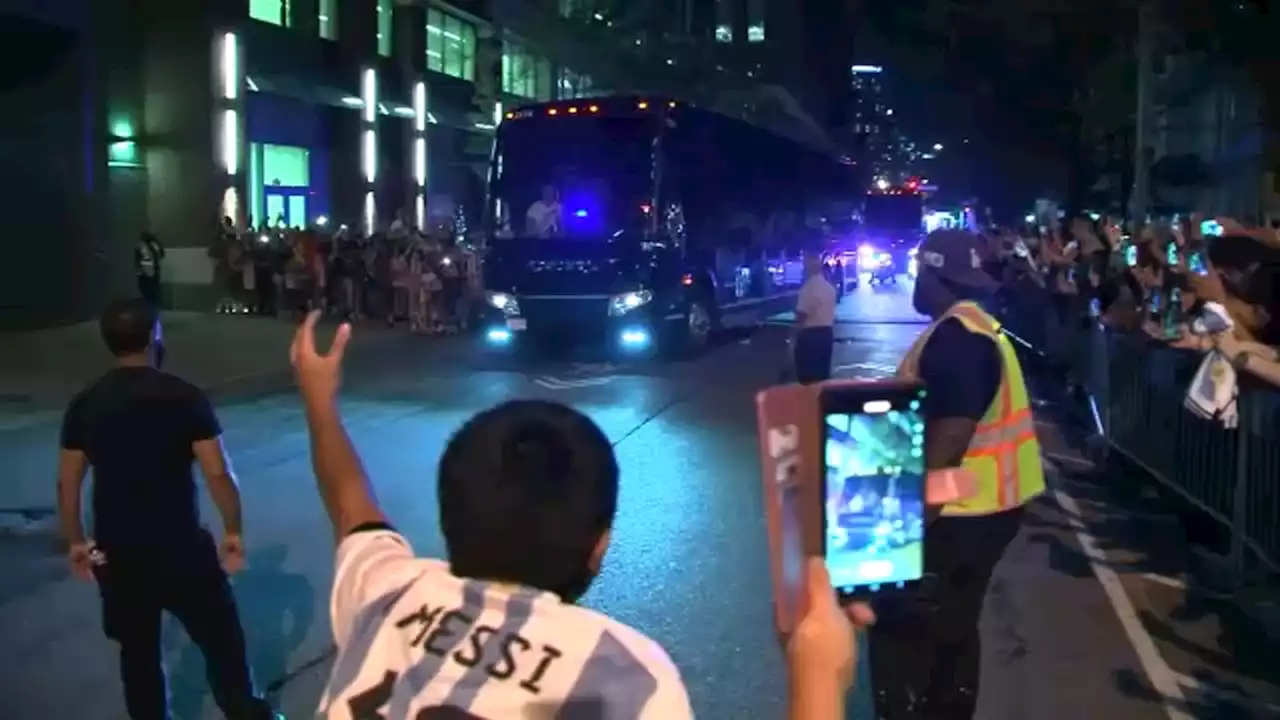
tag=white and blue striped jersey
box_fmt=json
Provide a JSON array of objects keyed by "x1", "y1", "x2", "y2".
[{"x1": 318, "y1": 530, "x2": 694, "y2": 719}]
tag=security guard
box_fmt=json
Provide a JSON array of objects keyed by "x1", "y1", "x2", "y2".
[
  {"x1": 869, "y1": 229, "x2": 1046, "y2": 719},
  {"x1": 792, "y1": 252, "x2": 837, "y2": 384}
]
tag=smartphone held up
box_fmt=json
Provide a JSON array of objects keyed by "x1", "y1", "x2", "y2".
[{"x1": 756, "y1": 378, "x2": 976, "y2": 638}]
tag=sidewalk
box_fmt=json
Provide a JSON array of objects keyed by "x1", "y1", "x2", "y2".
[
  {"x1": 0, "y1": 313, "x2": 422, "y2": 431},
  {"x1": 0, "y1": 313, "x2": 420, "y2": 516},
  {"x1": 1033, "y1": 397, "x2": 1280, "y2": 717}
]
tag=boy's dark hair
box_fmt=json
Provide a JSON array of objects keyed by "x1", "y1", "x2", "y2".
[
  {"x1": 99, "y1": 298, "x2": 156, "y2": 357},
  {"x1": 437, "y1": 400, "x2": 619, "y2": 602}
]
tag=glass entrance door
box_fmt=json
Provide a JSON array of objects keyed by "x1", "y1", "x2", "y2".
[{"x1": 264, "y1": 187, "x2": 308, "y2": 228}]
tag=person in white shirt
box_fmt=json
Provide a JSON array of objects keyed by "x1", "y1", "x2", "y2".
[
  {"x1": 525, "y1": 186, "x2": 562, "y2": 238},
  {"x1": 288, "y1": 312, "x2": 693, "y2": 719},
  {"x1": 793, "y1": 253, "x2": 838, "y2": 384}
]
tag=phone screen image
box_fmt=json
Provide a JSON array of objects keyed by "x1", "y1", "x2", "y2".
[
  {"x1": 1188, "y1": 251, "x2": 1208, "y2": 275},
  {"x1": 1201, "y1": 220, "x2": 1223, "y2": 237},
  {"x1": 1166, "y1": 242, "x2": 1180, "y2": 265},
  {"x1": 823, "y1": 398, "x2": 926, "y2": 596},
  {"x1": 1124, "y1": 245, "x2": 1138, "y2": 267}
]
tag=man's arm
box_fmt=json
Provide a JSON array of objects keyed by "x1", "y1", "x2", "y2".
[
  {"x1": 56, "y1": 403, "x2": 90, "y2": 546},
  {"x1": 917, "y1": 321, "x2": 1002, "y2": 520},
  {"x1": 189, "y1": 392, "x2": 243, "y2": 537},
  {"x1": 302, "y1": 395, "x2": 388, "y2": 541}
]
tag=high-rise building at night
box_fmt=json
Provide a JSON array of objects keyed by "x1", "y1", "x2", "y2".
[
  {"x1": 3, "y1": 0, "x2": 841, "y2": 327},
  {"x1": 850, "y1": 64, "x2": 894, "y2": 178}
]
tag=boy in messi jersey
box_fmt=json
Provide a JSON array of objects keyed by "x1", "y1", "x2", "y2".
[{"x1": 288, "y1": 312, "x2": 693, "y2": 719}]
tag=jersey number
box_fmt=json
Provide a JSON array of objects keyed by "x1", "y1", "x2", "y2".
[{"x1": 348, "y1": 670, "x2": 484, "y2": 720}]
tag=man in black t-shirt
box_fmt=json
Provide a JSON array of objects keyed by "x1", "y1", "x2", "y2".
[{"x1": 56, "y1": 299, "x2": 277, "y2": 720}]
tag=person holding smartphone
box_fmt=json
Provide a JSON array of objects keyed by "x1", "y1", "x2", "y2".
[{"x1": 873, "y1": 230, "x2": 1046, "y2": 719}]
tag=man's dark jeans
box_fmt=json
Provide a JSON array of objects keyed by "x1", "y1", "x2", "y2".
[{"x1": 94, "y1": 534, "x2": 273, "y2": 720}]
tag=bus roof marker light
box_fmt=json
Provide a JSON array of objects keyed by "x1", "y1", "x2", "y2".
[
  {"x1": 547, "y1": 108, "x2": 558, "y2": 115},
  {"x1": 588, "y1": 105, "x2": 599, "y2": 113},
  {"x1": 568, "y1": 106, "x2": 578, "y2": 113},
  {"x1": 668, "y1": 101, "x2": 676, "y2": 108},
  {"x1": 637, "y1": 101, "x2": 648, "y2": 109}
]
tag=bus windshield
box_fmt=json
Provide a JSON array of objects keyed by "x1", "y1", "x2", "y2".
[
  {"x1": 489, "y1": 115, "x2": 656, "y2": 240},
  {"x1": 864, "y1": 194, "x2": 924, "y2": 232}
]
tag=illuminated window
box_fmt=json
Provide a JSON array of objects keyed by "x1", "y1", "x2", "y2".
[
  {"x1": 501, "y1": 42, "x2": 550, "y2": 99},
  {"x1": 558, "y1": 0, "x2": 590, "y2": 18},
  {"x1": 714, "y1": 0, "x2": 731, "y2": 42},
  {"x1": 318, "y1": 0, "x2": 337, "y2": 40},
  {"x1": 249, "y1": 0, "x2": 290, "y2": 27},
  {"x1": 262, "y1": 144, "x2": 310, "y2": 186},
  {"x1": 376, "y1": 0, "x2": 392, "y2": 57},
  {"x1": 536, "y1": 59, "x2": 552, "y2": 101},
  {"x1": 427, "y1": 8, "x2": 475, "y2": 82},
  {"x1": 557, "y1": 69, "x2": 593, "y2": 99},
  {"x1": 746, "y1": 0, "x2": 764, "y2": 41}
]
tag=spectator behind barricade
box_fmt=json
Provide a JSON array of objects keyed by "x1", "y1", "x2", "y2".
[
  {"x1": 287, "y1": 312, "x2": 873, "y2": 720},
  {"x1": 1127, "y1": 220, "x2": 1280, "y2": 423}
]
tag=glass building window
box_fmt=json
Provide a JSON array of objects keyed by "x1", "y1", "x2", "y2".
[
  {"x1": 376, "y1": 0, "x2": 392, "y2": 56},
  {"x1": 535, "y1": 59, "x2": 552, "y2": 101},
  {"x1": 427, "y1": 9, "x2": 475, "y2": 81},
  {"x1": 250, "y1": 0, "x2": 290, "y2": 27},
  {"x1": 559, "y1": 0, "x2": 590, "y2": 18},
  {"x1": 714, "y1": 0, "x2": 731, "y2": 42},
  {"x1": 746, "y1": 0, "x2": 764, "y2": 41},
  {"x1": 318, "y1": 0, "x2": 337, "y2": 40},
  {"x1": 502, "y1": 43, "x2": 552, "y2": 99},
  {"x1": 558, "y1": 69, "x2": 593, "y2": 99}
]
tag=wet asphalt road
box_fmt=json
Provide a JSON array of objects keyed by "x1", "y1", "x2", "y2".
[{"x1": 0, "y1": 278, "x2": 1251, "y2": 719}]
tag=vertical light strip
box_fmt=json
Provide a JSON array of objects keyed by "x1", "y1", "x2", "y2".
[
  {"x1": 364, "y1": 191, "x2": 376, "y2": 234},
  {"x1": 362, "y1": 68, "x2": 377, "y2": 123},
  {"x1": 221, "y1": 33, "x2": 238, "y2": 100},
  {"x1": 415, "y1": 194, "x2": 425, "y2": 231},
  {"x1": 222, "y1": 109, "x2": 239, "y2": 175},
  {"x1": 363, "y1": 130, "x2": 377, "y2": 182},
  {"x1": 493, "y1": 100, "x2": 503, "y2": 127},
  {"x1": 413, "y1": 138, "x2": 425, "y2": 185},
  {"x1": 413, "y1": 81, "x2": 426, "y2": 132}
]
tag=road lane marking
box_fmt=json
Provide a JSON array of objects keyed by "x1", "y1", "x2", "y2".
[
  {"x1": 1046, "y1": 458, "x2": 1193, "y2": 720},
  {"x1": 533, "y1": 376, "x2": 617, "y2": 390}
]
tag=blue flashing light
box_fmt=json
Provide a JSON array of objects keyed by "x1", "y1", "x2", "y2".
[
  {"x1": 486, "y1": 328, "x2": 512, "y2": 344},
  {"x1": 619, "y1": 327, "x2": 650, "y2": 349},
  {"x1": 573, "y1": 209, "x2": 588, "y2": 218}
]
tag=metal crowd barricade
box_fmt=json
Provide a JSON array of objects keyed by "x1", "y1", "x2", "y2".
[{"x1": 998, "y1": 276, "x2": 1280, "y2": 587}]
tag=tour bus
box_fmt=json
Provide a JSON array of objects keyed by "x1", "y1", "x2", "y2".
[{"x1": 478, "y1": 95, "x2": 859, "y2": 355}]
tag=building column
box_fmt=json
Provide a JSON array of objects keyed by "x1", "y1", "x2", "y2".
[
  {"x1": 125, "y1": 0, "x2": 242, "y2": 311},
  {"x1": 396, "y1": 3, "x2": 427, "y2": 229}
]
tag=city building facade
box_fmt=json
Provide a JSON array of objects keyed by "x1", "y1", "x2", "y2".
[{"x1": 2, "y1": 0, "x2": 839, "y2": 328}]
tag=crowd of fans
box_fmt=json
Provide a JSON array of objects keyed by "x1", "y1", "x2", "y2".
[
  {"x1": 208, "y1": 215, "x2": 479, "y2": 334},
  {"x1": 997, "y1": 214, "x2": 1280, "y2": 399}
]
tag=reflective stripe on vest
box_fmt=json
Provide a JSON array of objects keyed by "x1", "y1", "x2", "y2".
[{"x1": 897, "y1": 301, "x2": 1045, "y2": 515}]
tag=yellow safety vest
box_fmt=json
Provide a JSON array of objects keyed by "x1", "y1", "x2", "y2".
[{"x1": 898, "y1": 301, "x2": 1045, "y2": 516}]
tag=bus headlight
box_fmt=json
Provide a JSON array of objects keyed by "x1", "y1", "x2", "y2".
[
  {"x1": 608, "y1": 289, "x2": 652, "y2": 316},
  {"x1": 486, "y1": 292, "x2": 520, "y2": 316}
]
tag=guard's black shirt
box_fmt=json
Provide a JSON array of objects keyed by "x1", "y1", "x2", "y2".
[
  {"x1": 60, "y1": 367, "x2": 221, "y2": 557},
  {"x1": 917, "y1": 318, "x2": 1002, "y2": 423}
]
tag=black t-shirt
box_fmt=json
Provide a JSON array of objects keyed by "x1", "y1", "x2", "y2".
[
  {"x1": 60, "y1": 367, "x2": 221, "y2": 556},
  {"x1": 917, "y1": 318, "x2": 1002, "y2": 423}
]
